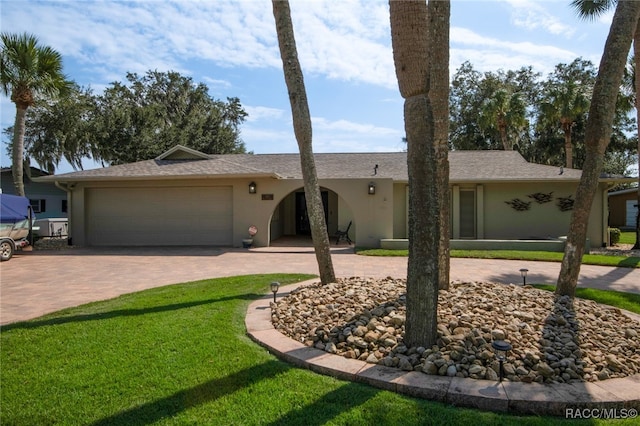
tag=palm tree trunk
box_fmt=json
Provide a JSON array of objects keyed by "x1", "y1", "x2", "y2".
[
  {"x1": 557, "y1": 0, "x2": 640, "y2": 296},
  {"x1": 633, "y1": 21, "x2": 640, "y2": 250},
  {"x1": 563, "y1": 123, "x2": 573, "y2": 169},
  {"x1": 11, "y1": 105, "x2": 27, "y2": 197},
  {"x1": 272, "y1": 0, "x2": 336, "y2": 284},
  {"x1": 389, "y1": 0, "x2": 449, "y2": 347},
  {"x1": 430, "y1": 0, "x2": 451, "y2": 290}
]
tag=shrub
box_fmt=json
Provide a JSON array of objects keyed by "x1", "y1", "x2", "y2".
[{"x1": 609, "y1": 227, "x2": 621, "y2": 245}]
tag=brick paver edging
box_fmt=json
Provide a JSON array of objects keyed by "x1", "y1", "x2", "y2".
[{"x1": 245, "y1": 281, "x2": 640, "y2": 417}]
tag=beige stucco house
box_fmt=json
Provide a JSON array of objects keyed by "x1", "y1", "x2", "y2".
[{"x1": 39, "y1": 145, "x2": 632, "y2": 250}]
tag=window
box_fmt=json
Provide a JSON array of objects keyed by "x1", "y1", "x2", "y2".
[
  {"x1": 62, "y1": 199, "x2": 68, "y2": 213},
  {"x1": 459, "y1": 190, "x2": 475, "y2": 238},
  {"x1": 30, "y1": 199, "x2": 46, "y2": 213}
]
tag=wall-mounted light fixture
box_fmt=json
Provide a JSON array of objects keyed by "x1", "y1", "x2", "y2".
[
  {"x1": 249, "y1": 181, "x2": 257, "y2": 194},
  {"x1": 368, "y1": 182, "x2": 376, "y2": 195}
]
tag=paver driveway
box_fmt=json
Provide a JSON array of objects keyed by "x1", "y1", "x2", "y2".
[{"x1": 1, "y1": 245, "x2": 639, "y2": 325}]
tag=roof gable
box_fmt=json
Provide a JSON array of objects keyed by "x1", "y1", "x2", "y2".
[{"x1": 155, "y1": 145, "x2": 210, "y2": 160}]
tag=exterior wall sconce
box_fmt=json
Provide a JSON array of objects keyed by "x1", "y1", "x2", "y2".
[
  {"x1": 519, "y1": 268, "x2": 529, "y2": 286},
  {"x1": 249, "y1": 181, "x2": 257, "y2": 194},
  {"x1": 368, "y1": 182, "x2": 376, "y2": 195}
]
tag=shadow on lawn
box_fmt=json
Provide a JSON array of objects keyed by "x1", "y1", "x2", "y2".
[
  {"x1": 0, "y1": 293, "x2": 263, "y2": 332},
  {"x1": 88, "y1": 360, "x2": 374, "y2": 426},
  {"x1": 90, "y1": 360, "x2": 289, "y2": 425},
  {"x1": 616, "y1": 256, "x2": 640, "y2": 268},
  {"x1": 263, "y1": 382, "x2": 377, "y2": 426}
]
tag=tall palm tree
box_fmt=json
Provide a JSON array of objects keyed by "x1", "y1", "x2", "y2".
[
  {"x1": 271, "y1": 0, "x2": 336, "y2": 284},
  {"x1": 1, "y1": 32, "x2": 70, "y2": 196},
  {"x1": 389, "y1": 0, "x2": 450, "y2": 348},
  {"x1": 557, "y1": 1, "x2": 640, "y2": 296},
  {"x1": 572, "y1": 0, "x2": 640, "y2": 249},
  {"x1": 538, "y1": 80, "x2": 590, "y2": 168},
  {"x1": 478, "y1": 88, "x2": 527, "y2": 150}
]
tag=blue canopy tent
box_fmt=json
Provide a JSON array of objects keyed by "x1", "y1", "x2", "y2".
[
  {"x1": 0, "y1": 194, "x2": 33, "y2": 261},
  {"x1": 0, "y1": 194, "x2": 30, "y2": 224}
]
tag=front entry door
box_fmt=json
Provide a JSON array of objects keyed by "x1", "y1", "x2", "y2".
[{"x1": 295, "y1": 191, "x2": 328, "y2": 235}]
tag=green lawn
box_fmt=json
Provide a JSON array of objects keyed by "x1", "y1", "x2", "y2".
[
  {"x1": 357, "y1": 248, "x2": 640, "y2": 268},
  {"x1": 3, "y1": 273, "x2": 635, "y2": 425},
  {"x1": 619, "y1": 231, "x2": 637, "y2": 245},
  {"x1": 533, "y1": 285, "x2": 640, "y2": 315}
]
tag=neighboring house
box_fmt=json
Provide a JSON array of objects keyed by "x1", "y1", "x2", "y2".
[
  {"x1": 608, "y1": 187, "x2": 639, "y2": 229},
  {"x1": 1, "y1": 167, "x2": 68, "y2": 219},
  {"x1": 37, "y1": 145, "x2": 634, "y2": 249}
]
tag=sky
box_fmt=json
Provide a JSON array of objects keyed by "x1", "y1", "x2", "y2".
[{"x1": 0, "y1": 0, "x2": 616, "y2": 174}]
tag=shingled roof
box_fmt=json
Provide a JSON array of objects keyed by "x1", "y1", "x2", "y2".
[{"x1": 40, "y1": 148, "x2": 594, "y2": 183}]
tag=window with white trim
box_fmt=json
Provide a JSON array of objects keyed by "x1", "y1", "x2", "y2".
[{"x1": 30, "y1": 199, "x2": 46, "y2": 213}]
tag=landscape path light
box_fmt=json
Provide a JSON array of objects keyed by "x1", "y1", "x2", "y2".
[
  {"x1": 519, "y1": 268, "x2": 529, "y2": 286},
  {"x1": 270, "y1": 281, "x2": 280, "y2": 303},
  {"x1": 491, "y1": 340, "x2": 512, "y2": 382}
]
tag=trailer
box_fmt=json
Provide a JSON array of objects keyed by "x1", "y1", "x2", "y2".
[
  {"x1": 0, "y1": 194, "x2": 34, "y2": 261},
  {"x1": 34, "y1": 218, "x2": 68, "y2": 238}
]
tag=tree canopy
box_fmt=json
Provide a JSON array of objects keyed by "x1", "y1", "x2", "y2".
[
  {"x1": 5, "y1": 70, "x2": 248, "y2": 171},
  {"x1": 449, "y1": 59, "x2": 637, "y2": 176},
  {"x1": 1, "y1": 32, "x2": 71, "y2": 194}
]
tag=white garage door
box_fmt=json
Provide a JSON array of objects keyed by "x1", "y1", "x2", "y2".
[
  {"x1": 86, "y1": 187, "x2": 232, "y2": 246},
  {"x1": 627, "y1": 199, "x2": 639, "y2": 227}
]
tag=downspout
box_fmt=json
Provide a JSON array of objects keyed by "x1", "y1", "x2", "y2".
[
  {"x1": 602, "y1": 186, "x2": 609, "y2": 248},
  {"x1": 55, "y1": 181, "x2": 74, "y2": 245},
  {"x1": 603, "y1": 182, "x2": 617, "y2": 248}
]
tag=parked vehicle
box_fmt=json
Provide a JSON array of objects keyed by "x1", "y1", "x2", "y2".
[{"x1": 0, "y1": 194, "x2": 34, "y2": 261}]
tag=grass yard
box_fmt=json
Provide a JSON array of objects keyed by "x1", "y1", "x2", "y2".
[
  {"x1": 619, "y1": 231, "x2": 637, "y2": 245},
  {"x1": 533, "y1": 285, "x2": 640, "y2": 315},
  {"x1": 357, "y1": 248, "x2": 640, "y2": 268},
  {"x1": 1, "y1": 273, "x2": 638, "y2": 425}
]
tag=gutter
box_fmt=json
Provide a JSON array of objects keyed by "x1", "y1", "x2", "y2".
[{"x1": 35, "y1": 172, "x2": 285, "y2": 183}]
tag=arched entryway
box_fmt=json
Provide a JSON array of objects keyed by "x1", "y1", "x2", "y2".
[{"x1": 268, "y1": 186, "x2": 354, "y2": 247}]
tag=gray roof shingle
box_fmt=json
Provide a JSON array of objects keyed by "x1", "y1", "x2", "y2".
[{"x1": 40, "y1": 150, "x2": 587, "y2": 183}]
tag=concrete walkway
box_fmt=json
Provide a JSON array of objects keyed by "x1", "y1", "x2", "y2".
[
  {"x1": 1, "y1": 245, "x2": 639, "y2": 416},
  {"x1": 1, "y1": 245, "x2": 639, "y2": 325}
]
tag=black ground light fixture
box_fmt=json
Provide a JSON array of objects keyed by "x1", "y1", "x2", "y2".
[
  {"x1": 249, "y1": 181, "x2": 257, "y2": 194},
  {"x1": 492, "y1": 340, "x2": 512, "y2": 382},
  {"x1": 270, "y1": 281, "x2": 280, "y2": 303},
  {"x1": 519, "y1": 268, "x2": 529, "y2": 286}
]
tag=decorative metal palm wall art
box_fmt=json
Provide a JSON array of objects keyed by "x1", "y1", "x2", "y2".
[
  {"x1": 556, "y1": 195, "x2": 575, "y2": 212},
  {"x1": 504, "y1": 191, "x2": 574, "y2": 212}
]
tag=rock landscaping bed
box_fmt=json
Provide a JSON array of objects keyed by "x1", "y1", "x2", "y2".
[
  {"x1": 34, "y1": 238, "x2": 73, "y2": 250},
  {"x1": 272, "y1": 278, "x2": 640, "y2": 384}
]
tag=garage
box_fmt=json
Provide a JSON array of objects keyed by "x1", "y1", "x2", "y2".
[{"x1": 86, "y1": 186, "x2": 233, "y2": 246}]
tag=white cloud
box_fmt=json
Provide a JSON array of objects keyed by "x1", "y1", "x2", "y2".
[
  {"x1": 287, "y1": 0, "x2": 395, "y2": 87},
  {"x1": 244, "y1": 106, "x2": 285, "y2": 123},
  {"x1": 312, "y1": 117, "x2": 397, "y2": 136},
  {"x1": 503, "y1": 0, "x2": 575, "y2": 37},
  {"x1": 241, "y1": 113, "x2": 403, "y2": 154},
  {"x1": 310, "y1": 116, "x2": 403, "y2": 153},
  {"x1": 450, "y1": 27, "x2": 588, "y2": 74},
  {"x1": 1, "y1": 0, "x2": 396, "y2": 88}
]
